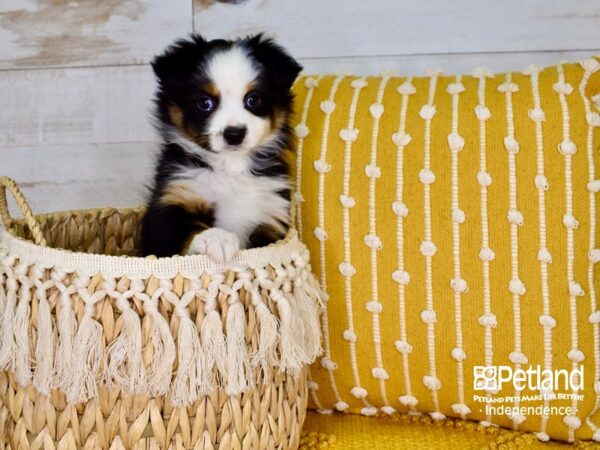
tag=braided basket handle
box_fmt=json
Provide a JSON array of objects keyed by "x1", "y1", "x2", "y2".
[{"x1": 0, "y1": 177, "x2": 47, "y2": 246}]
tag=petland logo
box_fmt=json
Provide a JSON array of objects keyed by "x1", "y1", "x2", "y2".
[{"x1": 473, "y1": 365, "x2": 584, "y2": 392}]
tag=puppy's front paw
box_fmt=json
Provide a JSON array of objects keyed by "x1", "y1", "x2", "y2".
[{"x1": 187, "y1": 228, "x2": 240, "y2": 263}]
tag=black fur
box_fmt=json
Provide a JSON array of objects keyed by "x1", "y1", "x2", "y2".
[{"x1": 140, "y1": 34, "x2": 301, "y2": 257}]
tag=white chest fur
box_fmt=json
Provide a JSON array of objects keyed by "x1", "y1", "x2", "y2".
[{"x1": 172, "y1": 155, "x2": 290, "y2": 247}]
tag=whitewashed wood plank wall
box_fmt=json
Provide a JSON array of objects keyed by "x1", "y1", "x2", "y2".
[{"x1": 1, "y1": 0, "x2": 599, "y2": 216}]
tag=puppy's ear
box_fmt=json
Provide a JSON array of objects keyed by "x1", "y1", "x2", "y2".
[
  {"x1": 244, "y1": 34, "x2": 302, "y2": 91},
  {"x1": 152, "y1": 35, "x2": 208, "y2": 88}
]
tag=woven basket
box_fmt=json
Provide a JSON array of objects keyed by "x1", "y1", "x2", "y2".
[{"x1": 0, "y1": 177, "x2": 323, "y2": 450}]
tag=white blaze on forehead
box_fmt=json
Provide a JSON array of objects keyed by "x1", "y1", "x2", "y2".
[
  {"x1": 206, "y1": 45, "x2": 257, "y2": 97},
  {"x1": 204, "y1": 45, "x2": 272, "y2": 153}
]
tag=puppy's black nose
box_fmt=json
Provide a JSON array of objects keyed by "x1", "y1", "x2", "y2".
[{"x1": 223, "y1": 126, "x2": 247, "y2": 146}]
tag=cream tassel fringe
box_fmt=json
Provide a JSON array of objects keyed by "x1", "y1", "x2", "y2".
[
  {"x1": 239, "y1": 271, "x2": 279, "y2": 380},
  {"x1": 0, "y1": 245, "x2": 323, "y2": 406},
  {"x1": 33, "y1": 278, "x2": 56, "y2": 396},
  {"x1": 170, "y1": 289, "x2": 205, "y2": 406},
  {"x1": 200, "y1": 310, "x2": 226, "y2": 391},
  {"x1": 52, "y1": 275, "x2": 77, "y2": 392},
  {"x1": 200, "y1": 278, "x2": 227, "y2": 393},
  {"x1": 106, "y1": 284, "x2": 146, "y2": 394},
  {"x1": 0, "y1": 269, "x2": 18, "y2": 372},
  {"x1": 67, "y1": 289, "x2": 106, "y2": 404},
  {"x1": 285, "y1": 288, "x2": 312, "y2": 366},
  {"x1": 250, "y1": 291, "x2": 279, "y2": 381},
  {"x1": 293, "y1": 267, "x2": 323, "y2": 361},
  {"x1": 141, "y1": 289, "x2": 175, "y2": 396},
  {"x1": 271, "y1": 288, "x2": 309, "y2": 372},
  {"x1": 14, "y1": 279, "x2": 33, "y2": 386},
  {"x1": 225, "y1": 300, "x2": 249, "y2": 395}
]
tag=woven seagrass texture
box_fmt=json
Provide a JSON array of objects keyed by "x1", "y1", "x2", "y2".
[
  {"x1": 0, "y1": 368, "x2": 307, "y2": 450},
  {"x1": 13, "y1": 208, "x2": 143, "y2": 257},
  {"x1": 0, "y1": 177, "x2": 324, "y2": 450}
]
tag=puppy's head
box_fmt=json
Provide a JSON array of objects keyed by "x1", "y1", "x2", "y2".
[{"x1": 152, "y1": 34, "x2": 302, "y2": 154}]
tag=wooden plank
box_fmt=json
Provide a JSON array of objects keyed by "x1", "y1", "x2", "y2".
[
  {"x1": 2, "y1": 49, "x2": 595, "y2": 216},
  {"x1": 2, "y1": 47, "x2": 595, "y2": 216},
  {"x1": 1, "y1": 142, "x2": 152, "y2": 215},
  {"x1": 1, "y1": 142, "x2": 153, "y2": 184},
  {"x1": 2, "y1": 178, "x2": 147, "y2": 218},
  {"x1": 0, "y1": 65, "x2": 156, "y2": 147},
  {"x1": 0, "y1": 0, "x2": 192, "y2": 70},
  {"x1": 193, "y1": 0, "x2": 600, "y2": 59},
  {"x1": 2, "y1": 50, "x2": 596, "y2": 148},
  {"x1": 298, "y1": 50, "x2": 600, "y2": 77}
]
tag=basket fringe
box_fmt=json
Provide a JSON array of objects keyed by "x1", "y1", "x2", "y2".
[
  {"x1": 170, "y1": 289, "x2": 206, "y2": 406},
  {"x1": 67, "y1": 289, "x2": 106, "y2": 404},
  {"x1": 200, "y1": 309, "x2": 227, "y2": 389},
  {"x1": 0, "y1": 237, "x2": 323, "y2": 407},
  {"x1": 294, "y1": 269, "x2": 323, "y2": 361},
  {"x1": 52, "y1": 279, "x2": 77, "y2": 391},
  {"x1": 14, "y1": 280, "x2": 32, "y2": 386},
  {"x1": 225, "y1": 301, "x2": 249, "y2": 395},
  {"x1": 273, "y1": 288, "x2": 309, "y2": 372},
  {"x1": 251, "y1": 297, "x2": 280, "y2": 380},
  {"x1": 238, "y1": 270, "x2": 280, "y2": 379},
  {"x1": 142, "y1": 290, "x2": 176, "y2": 396},
  {"x1": 33, "y1": 279, "x2": 56, "y2": 396},
  {"x1": 0, "y1": 271, "x2": 17, "y2": 373},
  {"x1": 106, "y1": 285, "x2": 147, "y2": 394},
  {"x1": 199, "y1": 277, "x2": 227, "y2": 391},
  {"x1": 287, "y1": 289, "x2": 312, "y2": 365}
]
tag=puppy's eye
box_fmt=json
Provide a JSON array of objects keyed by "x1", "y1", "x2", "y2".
[
  {"x1": 197, "y1": 96, "x2": 216, "y2": 112},
  {"x1": 244, "y1": 93, "x2": 262, "y2": 110}
]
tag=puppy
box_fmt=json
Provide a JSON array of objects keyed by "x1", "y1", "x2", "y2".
[{"x1": 140, "y1": 34, "x2": 302, "y2": 261}]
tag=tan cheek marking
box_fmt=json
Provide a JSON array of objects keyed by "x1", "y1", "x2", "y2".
[
  {"x1": 168, "y1": 103, "x2": 210, "y2": 147},
  {"x1": 168, "y1": 104, "x2": 184, "y2": 128},
  {"x1": 159, "y1": 182, "x2": 214, "y2": 215},
  {"x1": 271, "y1": 108, "x2": 286, "y2": 133}
]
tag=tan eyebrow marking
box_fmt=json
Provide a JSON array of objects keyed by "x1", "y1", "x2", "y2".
[{"x1": 202, "y1": 82, "x2": 219, "y2": 97}]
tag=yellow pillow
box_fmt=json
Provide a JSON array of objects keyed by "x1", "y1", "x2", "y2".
[{"x1": 291, "y1": 58, "x2": 600, "y2": 443}]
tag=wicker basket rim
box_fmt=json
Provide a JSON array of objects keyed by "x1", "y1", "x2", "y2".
[{"x1": 0, "y1": 206, "x2": 304, "y2": 278}]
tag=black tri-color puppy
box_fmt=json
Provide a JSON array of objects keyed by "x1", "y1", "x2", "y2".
[{"x1": 140, "y1": 34, "x2": 302, "y2": 261}]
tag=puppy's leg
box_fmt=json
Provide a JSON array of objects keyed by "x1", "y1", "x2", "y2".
[
  {"x1": 187, "y1": 228, "x2": 240, "y2": 262},
  {"x1": 141, "y1": 182, "x2": 216, "y2": 257},
  {"x1": 141, "y1": 203, "x2": 211, "y2": 257}
]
